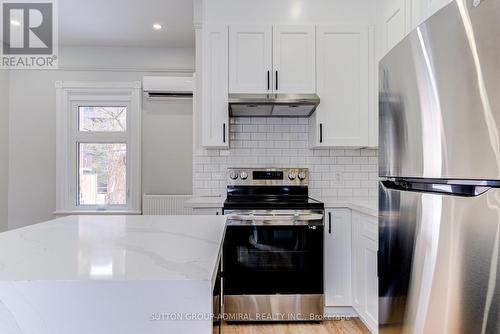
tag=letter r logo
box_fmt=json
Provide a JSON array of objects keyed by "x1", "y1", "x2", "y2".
[{"x1": 2, "y1": 2, "x2": 53, "y2": 54}]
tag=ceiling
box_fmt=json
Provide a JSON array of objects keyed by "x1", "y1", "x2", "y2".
[{"x1": 59, "y1": 0, "x2": 194, "y2": 48}]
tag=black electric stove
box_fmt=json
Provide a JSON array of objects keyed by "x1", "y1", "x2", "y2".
[{"x1": 221, "y1": 168, "x2": 324, "y2": 322}]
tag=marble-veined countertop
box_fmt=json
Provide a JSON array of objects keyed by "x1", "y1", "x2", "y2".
[{"x1": 0, "y1": 215, "x2": 227, "y2": 282}]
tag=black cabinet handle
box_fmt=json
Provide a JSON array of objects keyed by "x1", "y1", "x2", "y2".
[
  {"x1": 216, "y1": 211, "x2": 219, "y2": 215},
  {"x1": 223, "y1": 123, "x2": 226, "y2": 143},
  {"x1": 267, "y1": 71, "x2": 270, "y2": 91},
  {"x1": 275, "y1": 70, "x2": 278, "y2": 91},
  {"x1": 320, "y1": 123, "x2": 323, "y2": 143},
  {"x1": 328, "y1": 212, "x2": 332, "y2": 234}
]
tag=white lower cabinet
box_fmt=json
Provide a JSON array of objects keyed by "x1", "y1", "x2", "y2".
[
  {"x1": 352, "y1": 211, "x2": 378, "y2": 333},
  {"x1": 325, "y1": 209, "x2": 352, "y2": 306},
  {"x1": 192, "y1": 208, "x2": 223, "y2": 215},
  {"x1": 325, "y1": 208, "x2": 378, "y2": 333}
]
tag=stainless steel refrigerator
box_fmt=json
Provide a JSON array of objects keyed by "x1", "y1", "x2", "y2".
[{"x1": 379, "y1": 0, "x2": 500, "y2": 333}]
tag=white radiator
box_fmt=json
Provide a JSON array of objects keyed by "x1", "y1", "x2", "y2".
[{"x1": 142, "y1": 195, "x2": 193, "y2": 215}]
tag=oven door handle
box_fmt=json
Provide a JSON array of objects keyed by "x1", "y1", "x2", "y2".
[
  {"x1": 226, "y1": 219, "x2": 324, "y2": 226},
  {"x1": 226, "y1": 214, "x2": 324, "y2": 221}
]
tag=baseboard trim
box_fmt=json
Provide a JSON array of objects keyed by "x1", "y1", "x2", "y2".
[{"x1": 324, "y1": 306, "x2": 359, "y2": 318}]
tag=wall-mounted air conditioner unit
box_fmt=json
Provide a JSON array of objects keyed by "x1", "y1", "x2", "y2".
[{"x1": 143, "y1": 76, "x2": 194, "y2": 99}]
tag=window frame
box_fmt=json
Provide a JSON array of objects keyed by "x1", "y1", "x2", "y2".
[{"x1": 56, "y1": 81, "x2": 142, "y2": 214}]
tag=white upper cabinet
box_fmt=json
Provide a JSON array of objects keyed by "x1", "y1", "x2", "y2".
[
  {"x1": 228, "y1": 24, "x2": 316, "y2": 94},
  {"x1": 377, "y1": 0, "x2": 411, "y2": 60},
  {"x1": 377, "y1": 0, "x2": 452, "y2": 60},
  {"x1": 272, "y1": 25, "x2": 316, "y2": 94},
  {"x1": 310, "y1": 25, "x2": 372, "y2": 148},
  {"x1": 229, "y1": 25, "x2": 273, "y2": 94},
  {"x1": 202, "y1": 24, "x2": 229, "y2": 148},
  {"x1": 411, "y1": 0, "x2": 453, "y2": 29}
]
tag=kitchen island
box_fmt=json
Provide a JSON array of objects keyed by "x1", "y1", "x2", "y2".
[{"x1": 0, "y1": 215, "x2": 226, "y2": 334}]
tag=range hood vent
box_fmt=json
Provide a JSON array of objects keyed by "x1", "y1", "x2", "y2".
[{"x1": 229, "y1": 94, "x2": 320, "y2": 117}]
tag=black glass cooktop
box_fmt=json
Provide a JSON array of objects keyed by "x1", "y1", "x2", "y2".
[
  {"x1": 223, "y1": 197, "x2": 324, "y2": 210},
  {"x1": 224, "y1": 185, "x2": 324, "y2": 210}
]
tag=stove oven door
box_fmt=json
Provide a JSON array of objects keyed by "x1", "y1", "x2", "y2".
[{"x1": 222, "y1": 222, "x2": 324, "y2": 321}]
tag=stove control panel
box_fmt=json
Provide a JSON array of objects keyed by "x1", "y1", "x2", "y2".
[{"x1": 227, "y1": 168, "x2": 309, "y2": 186}]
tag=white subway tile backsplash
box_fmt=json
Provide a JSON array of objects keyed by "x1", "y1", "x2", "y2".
[
  {"x1": 194, "y1": 117, "x2": 378, "y2": 204},
  {"x1": 361, "y1": 164, "x2": 377, "y2": 172},
  {"x1": 353, "y1": 157, "x2": 369, "y2": 164},
  {"x1": 330, "y1": 149, "x2": 345, "y2": 156},
  {"x1": 337, "y1": 157, "x2": 353, "y2": 164},
  {"x1": 361, "y1": 149, "x2": 378, "y2": 156}
]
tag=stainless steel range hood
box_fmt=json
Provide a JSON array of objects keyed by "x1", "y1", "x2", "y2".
[{"x1": 228, "y1": 94, "x2": 320, "y2": 117}]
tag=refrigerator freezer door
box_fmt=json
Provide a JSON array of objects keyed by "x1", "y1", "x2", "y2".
[
  {"x1": 379, "y1": 0, "x2": 500, "y2": 179},
  {"x1": 379, "y1": 182, "x2": 500, "y2": 334}
]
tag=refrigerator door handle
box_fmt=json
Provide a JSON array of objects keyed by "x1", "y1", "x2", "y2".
[{"x1": 381, "y1": 179, "x2": 492, "y2": 197}]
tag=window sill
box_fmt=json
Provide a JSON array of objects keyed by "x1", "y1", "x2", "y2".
[{"x1": 54, "y1": 210, "x2": 142, "y2": 216}]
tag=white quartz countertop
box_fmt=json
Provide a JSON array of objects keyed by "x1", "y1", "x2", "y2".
[
  {"x1": 0, "y1": 215, "x2": 227, "y2": 282},
  {"x1": 184, "y1": 196, "x2": 225, "y2": 208},
  {"x1": 185, "y1": 196, "x2": 378, "y2": 217},
  {"x1": 322, "y1": 199, "x2": 378, "y2": 217}
]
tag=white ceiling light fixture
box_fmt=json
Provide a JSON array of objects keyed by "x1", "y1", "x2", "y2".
[
  {"x1": 10, "y1": 20, "x2": 21, "y2": 26},
  {"x1": 153, "y1": 23, "x2": 163, "y2": 30}
]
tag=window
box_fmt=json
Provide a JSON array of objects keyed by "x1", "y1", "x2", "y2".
[
  {"x1": 79, "y1": 106, "x2": 127, "y2": 132},
  {"x1": 56, "y1": 82, "x2": 141, "y2": 213},
  {"x1": 78, "y1": 143, "x2": 127, "y2": 206}
]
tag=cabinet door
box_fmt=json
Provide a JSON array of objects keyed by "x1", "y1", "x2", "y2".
[
  {"x1": 411, "y1": 0, "x2": 453, "y2": 29},
  {"x1": 378, "y1": 0, "x2": 411, "y2": 60},
  {"x1": 273, "y1": 25, "x2": 316, "y2": 94},
  {"x1": 229, "y1": 25, "x2": 273, "y2": 94},
  {"x1": 325, "y1": 209, "x2": 352, "y2": 307},
  {"x1": 352, "y1": 212, "x2": 378, "y2": 333},
  {"x1": 313, "y1": 25, "x2": 370, "y2": 147},
  {"x1": 202, "y1": 24, "x2": 229, "y2": 148},
  {"x1": 361, "y1": 234, "x2": 378, "y2": 333},
  {"x1": 351, "y1": 211, "x2": 363, "y2": 311},
  {"x1": 193, "y1": 208, "x2": 223, "y2": 215}
]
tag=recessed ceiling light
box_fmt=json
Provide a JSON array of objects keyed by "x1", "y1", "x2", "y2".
[
  {"x1": 290, "y1": 2, "x2": 302, "y2": 20},
  {"x1": 153, "y1": 24, "x2": 162, "y2": 30},
  {"x1": 10, "y1": 20, "x2": 21, "y2": 26}
]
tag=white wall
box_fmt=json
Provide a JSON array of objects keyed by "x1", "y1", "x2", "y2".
[
  {"x1": 7, "y1": 46, "x2": 194, "y2": 230},
  {"x1": 202, "y1": 0, "x2": 376, "y2": 24},
  {"x1": 59, "y1": 46, "x2": 194, "y2": 72},
  {"x1": 142, "y1": 98, "x2": 193, "y2": 195},
  {"x1": 0, "y1": 70, "x2": 9, "y2": 232}
]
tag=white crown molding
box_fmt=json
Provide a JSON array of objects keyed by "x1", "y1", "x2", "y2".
[
  {"x1": 193, "y1": 0, "x2": 204, "y2": 29},
  {"x1": 54, "y1": 81, "x2": 142, "y2": 89},
  {"x1": 29, "y1": 65, "x2": 195, "y2": 73}
]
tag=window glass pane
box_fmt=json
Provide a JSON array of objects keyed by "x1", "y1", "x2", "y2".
[
  {"x1": 79, "y1": 106, "x2": 127, "y2": 132},
  {"x1": 79, "y1": 143, "x2": 127, "y2": 206}
]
